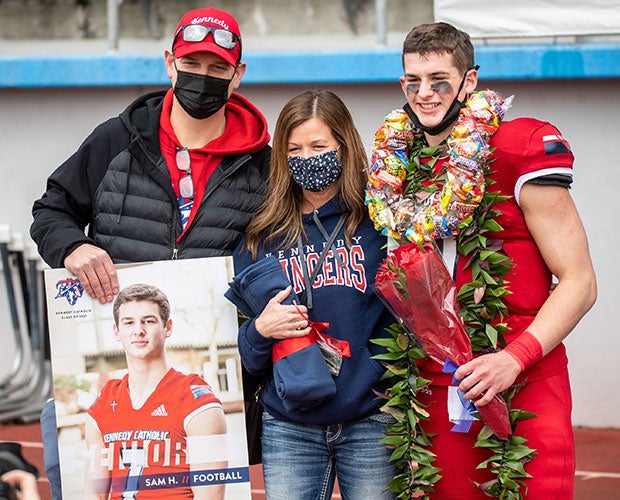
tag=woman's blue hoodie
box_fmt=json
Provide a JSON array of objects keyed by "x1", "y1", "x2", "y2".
[{"x1": 234, "y1": 196, "x2": 395, "y2": 425}]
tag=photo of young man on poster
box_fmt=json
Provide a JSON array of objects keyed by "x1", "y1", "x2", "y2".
[{"x1": 45, "y1": 258, "x2": 251, "y2": 500}]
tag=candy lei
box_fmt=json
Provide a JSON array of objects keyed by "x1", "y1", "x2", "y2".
[{"x1": 366, "y1": 90, "x2": 508, "y2": 244}]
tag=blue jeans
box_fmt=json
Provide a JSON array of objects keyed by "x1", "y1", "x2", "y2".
[
  {"x1": 262, "y1": 411, "x2": 396, "y2": 500},
  {"x1": 41, "y1": 398, "x2": 62, "y2": 500}
]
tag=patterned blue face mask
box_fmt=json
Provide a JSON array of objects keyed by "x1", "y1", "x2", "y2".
[{"x1": 287, "y1": 149, "x2": 343, "y2": 192}]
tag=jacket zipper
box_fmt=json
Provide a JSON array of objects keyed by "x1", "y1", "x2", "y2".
[
  {"x1": 204, "y1": 154, "x2": 252, "y2": 200},
  {"x1": 174, "y1": 154, "x2": 252, "y2": 258}
]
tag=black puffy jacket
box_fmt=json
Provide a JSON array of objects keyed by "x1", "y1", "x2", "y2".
[{"x1": 31, "y1": 90, "x2": 271, "y2": 267}]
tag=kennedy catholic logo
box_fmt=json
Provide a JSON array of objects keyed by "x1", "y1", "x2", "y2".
[{"x1": 54, "y1": 278, "x2": 84, "y2": 305}]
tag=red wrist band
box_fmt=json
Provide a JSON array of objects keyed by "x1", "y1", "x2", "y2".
[{"x1": 504, "y1": 330, "x2": 544, "y2": 371}]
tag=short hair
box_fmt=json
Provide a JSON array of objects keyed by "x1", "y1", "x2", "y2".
[
  {"x1": 402, "y1": 22, "x2": 474, "y2": 74},
  {"x1": 112, "y1": 284, "x2": 171, "y2": 325}
]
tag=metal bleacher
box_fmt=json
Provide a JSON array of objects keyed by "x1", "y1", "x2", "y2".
[{"x1": 0, "y1": 224, "x2": 52, "y2": 424}]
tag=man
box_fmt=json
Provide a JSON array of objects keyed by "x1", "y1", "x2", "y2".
[
  {"x1": 368, "y1": 22, "x2": 597, "y2": 498},
  {"x1": 84, "y1": 284, "x2": 226, "y2": 499},
  {"x1": 30, "y1": 7, "x2": 270, "y2": 499},
  {"x1": 30, "y1": 6, "x2": 270, "y2": 305}
]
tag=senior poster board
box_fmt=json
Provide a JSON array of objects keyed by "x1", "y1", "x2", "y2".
[{"x1": 44, "y1": 257, "x2": 251, "y2": 499}]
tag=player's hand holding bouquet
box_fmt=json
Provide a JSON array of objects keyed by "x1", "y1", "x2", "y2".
[{"x1": 373, "y1": 242, "x2": 511, "y2": 439}]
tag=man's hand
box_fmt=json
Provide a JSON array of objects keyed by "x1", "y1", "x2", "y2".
[
  {"x1": 454, "y1": 350, "x2": 522, "y2": 407},
  {"x1": 64, "y1": 243, "x2": 119, "y2": 304},
  {"x1": 1, "y1": 469, "x2": 41, "y2": 500}
]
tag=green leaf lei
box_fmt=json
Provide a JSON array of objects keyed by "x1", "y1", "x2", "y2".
[{"x1": 370, "y1": 95, "x2": 537, "y2": 498}]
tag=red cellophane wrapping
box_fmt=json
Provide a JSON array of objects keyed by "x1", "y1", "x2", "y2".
[{"x1": 374, "y1": 242, "x2": 511, "y2": 440}]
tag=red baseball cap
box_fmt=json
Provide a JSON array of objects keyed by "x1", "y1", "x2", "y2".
[{"x1": 172, "y1": 7, "x2": 242, "y2": 66}]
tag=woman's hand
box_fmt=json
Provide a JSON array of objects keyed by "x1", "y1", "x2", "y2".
[{"x1": 254, "y1": 287, "x2": 312, "y2": 339}]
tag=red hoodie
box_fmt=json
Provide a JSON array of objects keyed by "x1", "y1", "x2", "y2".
[{"x1": 159, "y1": 89, "x2": 270, "y2": 239}]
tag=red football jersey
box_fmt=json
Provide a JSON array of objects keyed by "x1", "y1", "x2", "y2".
[
  {"x1": 87, "y1": 368, "x2": 221, "y2": 498},
  {"x1": 414, "y1": 118, "x2": 577, "y2": 499},
  {"x1": 423, "y1": 118, "x2": 574, "y2": 383}
]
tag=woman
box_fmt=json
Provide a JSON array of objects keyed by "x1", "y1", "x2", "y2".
[{"x1": 233, "y1": 90, "x2": 396, "y2": 499}]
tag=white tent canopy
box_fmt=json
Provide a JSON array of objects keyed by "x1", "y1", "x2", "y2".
[{"x1": 434, "y1": 0, "x2": 620, "y2": 38}]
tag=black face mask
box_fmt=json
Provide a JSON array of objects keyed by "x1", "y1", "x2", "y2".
[
  {"x1": 403, "y1": 65, "x2": 479, "y2": 136},
  {"x1": 173, "y1": 69, "x2": 233, "y2": 120}
]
